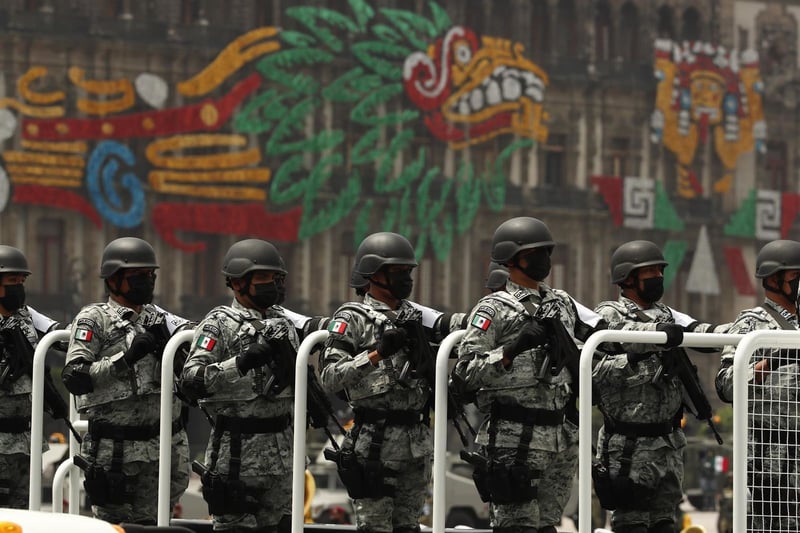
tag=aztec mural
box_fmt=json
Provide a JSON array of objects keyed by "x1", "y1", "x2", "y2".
[
  {"x1": 0, "y1": 1, "x2": 549, "y2": 261},
  {"x1": 0, "y1": 0, "x2": 789, "y2": 297}
]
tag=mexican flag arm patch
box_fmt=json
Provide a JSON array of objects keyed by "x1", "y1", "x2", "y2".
[
  {"x1": 196, "y1": 335, "x2": 217, "y2": 351},
  {"x1": 471, "y1": 314, "x2": 492, "y2": 331},
  {"x1": 74, "y1": 328, "x2": 93, "y2": 341},
  {"x1": 328, "y1": 320, "x2": 348, "y2": 335}
]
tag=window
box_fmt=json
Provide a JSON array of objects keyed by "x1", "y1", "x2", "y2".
[
  {"x1": 255, "y1": 0, "x2": 274, "y2": 26},
  {"x1": 607, "y1": 137, "x2": 631, "y2": 177},
  {"x1": 681, "y1": 7, "x2": 702, "y2": 42},
  {"x1": 657, "y1": 5, "x2": 675, "y2": 40},
  {"x1": 181, "y1": 0, "x2": 201, "y2": 24},
  {"x1": 192, "y1": 237, "x2": 222, "y2": 298},
  {"x1": 764, "y1": 141, "x2": 788, "y2": 191},
  {"x1": 529, "y1": 0, "x2": 549, "y2": 63},
  {"x1": 619, "y1": 2, "x2": 639, "y2": 62},
  {"x1": 557, "y1": 0, "x2": 578, "y2": 59},
  {"x1": 35, "y1": 218, "x2": 65, "y2": 293},
  {"x1": 595, "y1": 0, "x2": 613, "y2": 62},
  {"x1": 542, "y1": 134, "x2": 566, "y2": 187},
  {"x1": 463, "y1": 1, "x2": 485, "y2": 35}
]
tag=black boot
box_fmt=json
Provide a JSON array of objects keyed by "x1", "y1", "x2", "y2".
[{"x1": 647, "y1": 520, "x2": 675, "y2": 533}]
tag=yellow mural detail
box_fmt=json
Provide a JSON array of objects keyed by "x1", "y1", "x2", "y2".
[
  {"x1": 149, "y1": 168, "x2": 270, "y2": 200},
  {"x1": 68, "y1": 67, "x2": 135, "y2": 115},
  {"x1": 652, "y1": 40, "x2": 766, "y2": 198},
  {"x1": 145, "y1": 134, "x2": 260, "y2": 169},
  {"x1": 2, "y1": 150, "x2": 85, "y2": 168},
  {"x1": 21, "y1": 140, "x2": 88, "y2": 154},
  {"x1": 17, "y1": 67, "x2": 65, "y2": 105},
  {"x1": 177, "y1": 26, "x2": 281, "y2": 97},
  {"x1": 8, "y1": 176, "x2": 82, "y2": 188},
  {"x1": 0, "y1": 98, "x2": 64, "y2": 118}
]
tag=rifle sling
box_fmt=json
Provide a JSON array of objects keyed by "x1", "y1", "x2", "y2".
[{"x1": 761, "y1": 304, "x2": 799, "y2": 331}]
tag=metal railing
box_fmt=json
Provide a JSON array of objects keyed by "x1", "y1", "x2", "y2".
[
  {"x1": 291, "y1": 330, "x2": 330, "y2": 533},
  {"x1": 730, "y1": 329, "x2": 800, "y2": 533},
  {"x1": 577, "y1": 331, "x2": 743, "y2": 533}
]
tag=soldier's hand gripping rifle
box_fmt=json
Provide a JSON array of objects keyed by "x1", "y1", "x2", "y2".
[
  {"x1": 0, "y1": 323, "x2": 82, "y2": 443},
  {"x1": 655, "y1": 347, "x2": 724, "y2": 444},
  {"x1": 392, "y1": 308, "x2": 477, "y2": 445},
  {"x1": 250, "y1": 321, "x2": 296, "y2": 396}
]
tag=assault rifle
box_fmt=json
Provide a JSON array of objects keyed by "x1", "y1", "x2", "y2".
[
  {"x1": 0, "y1": 322, "x2": 82, "y2": 443},
  {"x1": 654, "y1": 347, "x2": 724, "y2": 444},
  {"x1": 251, "y1": 321, "x2": 295, "y2": 396}
]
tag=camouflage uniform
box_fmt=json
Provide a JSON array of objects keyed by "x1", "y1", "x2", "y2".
[
  {"x1": 0, "y1": 306, "x2": 46, "y2": 508},
  {"x1": 320, "y1": 294, "x2": 442, "y2": 533},
  {"x1": 593, "y1": 296, "x2": 719, "y2": 531},
  {"x1": 452, "y1": 279, "x2": 603, "y2": 531},
  {"x1": 182, "y1": 299, "x2": 299, "y2": 532},
  {"x1": 716, "y1": 299, "x2": 800, "y2": 532},
  {"x1": 64, "y1": 299, "x2": 189, "y2": 524}
]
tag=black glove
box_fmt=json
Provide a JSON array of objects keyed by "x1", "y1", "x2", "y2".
[
  {"x1": 123, "y1": 332, "x2": 159, "y2": 365},
  {"x1": 236, "y1": 342, "x2": 274, "y2": 374},
  {"x1": 503, "y1": 320, "x2": 548, "y2": 361},
  {"x1": 656, "y1": 323, "x2": 684, "y2": 349},
  {"x1": 377, "y1": 328, "x2": 407, "y2": 358}
]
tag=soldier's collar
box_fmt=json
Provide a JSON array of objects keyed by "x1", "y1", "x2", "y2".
[
  {"x1": 506, "y1": 279, "x2": 544, "y2": 303},
  {"x1": 363, "y1": 292, "x2": 397, "y2": 311},
  {"x1": 106, "y1": 297, "x2": 139, "y2": 322},
  {"x1": 230, "y1": 297, "x2": 268, "y2": 319},
  {"x1": 763, "y1": 298, "x2": 798, "y2": 323}
]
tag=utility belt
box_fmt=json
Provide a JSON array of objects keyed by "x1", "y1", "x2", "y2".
[
  {"x1": 215, "y1": 414, "x2": 291, "y2": 434},
  {"x1": 195, "y1": 414, "x2": 290, "y2": 516},
  {"x1": 88, "y1": 419, "x2": 184, "y2": 441},
  {"x1": 0, "y1": 416, "x2": 30, "y2": 434},
  {"x1": 353, "y1": 408, "x2": 428, "y2": 426},
  {"x1": 592, "y1": 411, "x2": 681, "y2": 511},
  {"x1": 491, "y1": 403, "x2": 564, "y2": 427},
  {"x1": 603, "y1": 413, "x2": 681, "y2": 438}
]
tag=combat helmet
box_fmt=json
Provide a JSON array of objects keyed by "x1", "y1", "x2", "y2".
[
  {"x1": 222, "y1": 239, "x2": 286, "y2": 279},
  {"x1": 352, "y1": 232, "x2": 417, "y2": 277},
  {"x1": 490, "y1": 217, "x2": 554, "y2": 263},
  {"x1": 610, "y1": 240, "x2": 668, "y2": 284},
  {"x1": 100, "y1": 237, "x2": 158, "y2": 279},
  {"x1": 0, "y1": 245, "x2": 31, "y2": 275},
  {"x1": 755, "y1": 240, "x2": 800, "y2": 279}
]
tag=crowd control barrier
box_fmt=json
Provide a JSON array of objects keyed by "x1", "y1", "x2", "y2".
[{"x1": 577, "y1": 331, "x2": 742, "y2": 533}]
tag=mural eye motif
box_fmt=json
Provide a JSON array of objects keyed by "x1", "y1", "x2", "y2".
[{"x1": 453, "y1": 40, "x2": 472, "y2": 67}]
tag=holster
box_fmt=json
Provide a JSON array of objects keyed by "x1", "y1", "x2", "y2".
[
  {"x1": 327, "y1": 444, "x2": 395, "y2": 499},
  {"x1": 487, "y1": 459, "x2": 538, "y2": 504},
  {"x1": 591, "y1": 457, "x2": 655, "y2": 510},
  {"x1": 76, "y1": 455, "x2": 132, "y2": 506},
  {"x1": 461, "y1": 451, "x2": 492, "y2": 503},
  {"x1": 199, "y1": 469, "x2": 248, "y2": 515},
  {"x1": 0, "y1": 478, "x2": 11, "y2": 505}
]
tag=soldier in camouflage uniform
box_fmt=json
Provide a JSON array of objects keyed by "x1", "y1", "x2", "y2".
[
  {"x1": 451, "y1": 217, "x2": 607, "y2": 533},
  {"x1": 322, "y1": 232, "x2": 461, "y2": 533},
  {"x1": 62, "y1": 237, "x2": 190, "y2": 524},
  {"x1": 181, "y1": 239, "x2": 300, "y2": 533},
  {"x1": 592, "y1": 240, "x2": 721, "y2": 533},
  {"x1": 716, "y1": 239, "x2": 800, "y2": 532},
  {"x1": 0, "y1": 245, "x2": 61, "y2": 509}
]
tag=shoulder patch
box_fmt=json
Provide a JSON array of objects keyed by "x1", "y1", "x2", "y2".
[
  {"x1": 471, "y1": 314, "x2": 492, "y2": 331},
  {"x1": 196, "y1": 335, "x2": 217, "y2": 351},
  {"x1": 329, "y1": 319, "x2": 348, "y2": 334},
  {"x1": 333, "y1": 310, "x2": 353, "y2": 322},
  {"x1": 74, "y1": 328, "x2": 93, "y2": 342},
  {"x1": 202, "y1": 323, "x2": 221, "y2": 336},
  {"x1": 476, "y1": 305, "x2": 496, "y2": 318},
  {"x1": 76, "y1": 317, "x2": 96, "y2": 329}
]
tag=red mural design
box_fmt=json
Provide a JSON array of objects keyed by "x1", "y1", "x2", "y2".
[{"x1": 12, "y1": 184, "x2": 102, "y2": 228}]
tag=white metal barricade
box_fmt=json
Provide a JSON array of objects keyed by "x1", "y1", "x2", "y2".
[
  {"x1": 577, "y1": 331, "x2": 742, "y2": 533},
  {"x1": 432, "y1": 329, "x2": 465, "y2": 533},
  {"x1": 29, "y1": 329, "x2": 76, "y2": 511},
  {"x1": 157, "y1": 329, "x2": 195, "y2": 526},
  {"x1": 292, "y1": 330, "x2": 330, "y2": 533},
  {"x1": 731, "y1": 329, "x2": 800, "y2": 533}
]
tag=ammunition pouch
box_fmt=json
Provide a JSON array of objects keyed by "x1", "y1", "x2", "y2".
[
  {"x1": 0, "y1": 416, "x2": 30, "y2": 434},
  {"x1": 460, "y1": 451, "x2": 491, "y2": 503}
]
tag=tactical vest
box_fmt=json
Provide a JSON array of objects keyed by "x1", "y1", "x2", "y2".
[
  {"x1": 76, "y1": 303, "x2": 163, "y2": 411},
  {"x1": 198, "y1": 305, "x2": 298, "y2": 405},
  {"x1": 337, "y1": 302, "x2": 427, "y2": 403},
  {"x1": 472, "y1": 290, "x2": 572, "y2": 411}
]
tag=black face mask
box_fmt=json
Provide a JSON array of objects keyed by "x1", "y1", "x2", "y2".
[
  {"x1": 386, "y1": 270, "x2": 413, "y2": 300},
  {"x1": 517, "y1": 252, "x2": 551, "y2": 281},
  {"x1": 0, "y1": 284, "x2": 25, "y2": 311},
  {"x1": 124, "y1": 273, "x2": 155, "y2": 305},
  {"x1": 637, "y1": 277, "x2": 664, "y2": 303},
  {"x1": 787, "y1": 276, "x2": 800, "y2": 309},
  {"x1": 250, "y1": 281, "x2": 284, "y2": 309}
]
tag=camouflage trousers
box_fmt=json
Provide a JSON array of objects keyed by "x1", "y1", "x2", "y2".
[
  {"x1": 354, "y1": 456, "x2": 432, "y2": 533},
  {"x1": 488, "y1": 444, "x2": 578, "y2": 529},
  {"x1": 92, "y1": 431, "x2": 190, "y2": 524},
  {"x1": 609, "y1": 445, "x2": 683, "y2": 530},
  {"x1": 0, "y1": 452, "x2": 29, "y2": 508},
  {"x1": 211, "y1": 473, "x2": 292, "y2": 531}
]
